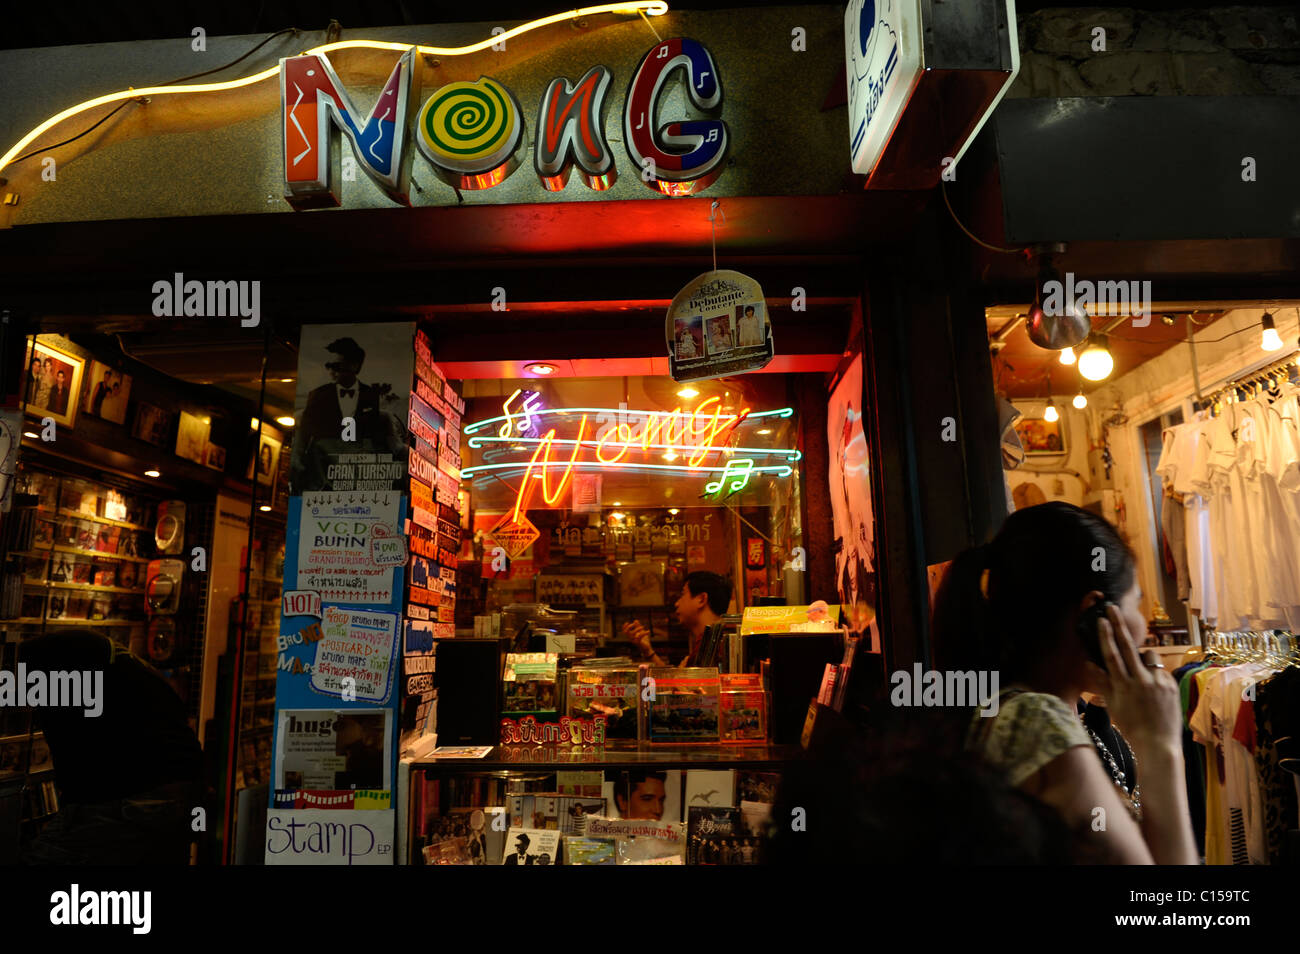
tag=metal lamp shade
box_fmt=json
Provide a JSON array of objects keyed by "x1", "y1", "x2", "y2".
[{"x1": 1026, "y1": 302, "x2": 1091, "y2": 351}]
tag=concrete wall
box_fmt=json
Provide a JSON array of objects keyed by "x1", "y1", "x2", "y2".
[{"x1": 1011, "y1": 5, "x2": 1300, "y2": 97}]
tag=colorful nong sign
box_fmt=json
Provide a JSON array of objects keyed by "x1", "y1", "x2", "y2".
[
  {"x1": 462, "y1": 398, "x2": 800, "y2": 517},
  {"x1": 281, "y1": 36, "x2": 728, "y2": 208}
]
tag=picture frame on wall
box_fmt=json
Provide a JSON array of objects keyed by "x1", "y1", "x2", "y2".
[
  {"x1": 175, "y1": 411, "x2": 210, "y2": 465},
  {"x1": 82, "y1": 361, "x2": 133, "y2": 425},
  {"x1": 133, "y1": 403, "x2": 173, "y2": 447},
  {"x1": 205, "y1": 442, "x2": 228, "y2": 472},
  {"x1": 23, "y1": 338, "x2": 85, "y2": 430},
  {"x1": 247, "y1": 433, "x2": 282, "y2": 488},
  {"x1": 1013, "y1": 414, "x2": 1066, "y2": 455}
]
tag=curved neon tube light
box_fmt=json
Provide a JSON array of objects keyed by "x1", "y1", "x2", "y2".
[
  {"x1": 462, "y1": 461, "x2": 794, "y2": 478},
  {"x1": 0, "y1": 2, "x2": 669, "y2": 173},
  {"x1": 464, "y1": 405, "x2": 793, "y2": 435},
  {"x1": 466, "y1": 434, "x2": 801, "y2": 462}
]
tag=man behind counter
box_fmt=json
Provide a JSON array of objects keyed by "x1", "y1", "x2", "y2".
[{"x1": 622, "y1": 571, "x2": 732, "y2": 668}]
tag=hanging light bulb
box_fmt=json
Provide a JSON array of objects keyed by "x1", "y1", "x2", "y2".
[
  {"x1": 1077, "y1": 333, "x2": 1114, "y2": 381},
  {"x1": 1044, "y1": 399, "x2": 1059, "y2": 423},
  {"x1": 1261, "y1": 312, "x2": 1283, "y2": 352},
  {"x1": 1072, "y1": 391, "x2": 1087, "y2": 410},
  {"x1": 1058, "y1": 347, "x2": 1076, "y2": 366}
]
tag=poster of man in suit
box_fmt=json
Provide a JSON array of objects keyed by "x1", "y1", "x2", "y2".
[{"x1": 289, "y1": 324, "x2": 414, "y2": 494}]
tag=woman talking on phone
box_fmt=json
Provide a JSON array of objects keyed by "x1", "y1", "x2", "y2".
[{"x1": 932, "y1": 502, "x2": 1199, "y2": 864}]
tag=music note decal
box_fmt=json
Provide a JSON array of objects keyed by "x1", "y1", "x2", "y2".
[{"x1": 703, "y1": 457, "x2": 754, "y2": 497}]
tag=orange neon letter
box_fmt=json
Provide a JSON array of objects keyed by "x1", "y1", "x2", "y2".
[
  {"x1": 595, "y1": 421, "x2": 631, "y2": 465},
  {"x1": 513, "y1": 416, "x2": 588, "y2": 521}
]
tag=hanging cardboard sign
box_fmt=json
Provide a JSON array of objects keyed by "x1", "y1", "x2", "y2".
[
  {"x1": 666, "y1": 270, "x2": 773, "y2": 382},
  {"x1": 490, "y1": 511, "x2": 541, "y2": 559}
]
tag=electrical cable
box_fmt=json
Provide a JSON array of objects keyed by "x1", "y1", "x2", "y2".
[
  {"x1": 11, "y1": 27, "x2": 298, "y2": 165},
  {"x1": 940, "y1": 181, "x2": 1026, "y2": 255}
]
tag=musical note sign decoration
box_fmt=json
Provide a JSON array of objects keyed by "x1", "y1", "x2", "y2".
[
  {"x1": 702, "y1": 457, "x2": 755, "y2": 499},
  {"x1": 666, "y1": 270, "x2": 774, "y2": 383}
]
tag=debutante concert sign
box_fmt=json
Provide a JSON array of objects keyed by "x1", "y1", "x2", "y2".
[
  {"x1": 665, "y1": 270, "x2": 773, "y2": 382},
  {"x1": 280, "y1": 36, "x2": 728, "y2": 208}
]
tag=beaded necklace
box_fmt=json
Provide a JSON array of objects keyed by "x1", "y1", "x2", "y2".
[{"x1": 1085, "y1": 724, "x2": 1142, "y2": 823}]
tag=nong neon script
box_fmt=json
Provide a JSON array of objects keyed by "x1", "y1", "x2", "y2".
[{"x1": 280, "y1": 36, "x2": 728, "y2": 208}]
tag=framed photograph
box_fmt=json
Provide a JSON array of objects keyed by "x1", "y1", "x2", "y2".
[
  {"x1": 246, "y1": 433, "x2": 282, "y2": 488},
  {"x1": 175, "y1": 411, "x2": 210, "y2": 465},
  {"x1": 23, "y1": 338, "x2": 85, "y2": 429},
  {"x1": 82, "y1": 361, "x2": 133, "y2": 425},
  {"x1": 133, "y1": 402, "x2": 173, "y2": 447},
  {"x1": 205, "y1": 442, "x2": 227, "y2": 473},
  {"x1": 1013, "y1": 415, "x2": 1066, "y2": 455}
]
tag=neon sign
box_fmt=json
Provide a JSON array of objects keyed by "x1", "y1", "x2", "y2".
[
  {"x1": 461, "y1": 399, "x2": 798, "y2": 517},
  {"x1": 498, "y1": 389, "x2": 543, "y2": 439},
  {"x1": 279, "y1": 34, "x2": 726, "y2": 206}
]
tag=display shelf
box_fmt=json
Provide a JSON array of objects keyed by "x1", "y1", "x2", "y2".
[
  {"x1": 49, "y1": 545, "x2": 148, "y2": 564},
  {"x1": 38, "y1": 618, "x2": 142, "y2": 627},
  {"x1": 47, "y1": 580, "x2": 144, "y2": 595},
  {"x1": 410, "y1": 743, "x2": 804, "y2": 773},
  {"x1": 55, "y1": 508, "x2": 150, "y2": 532}
]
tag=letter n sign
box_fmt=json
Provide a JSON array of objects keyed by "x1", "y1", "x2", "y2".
[{"x1": 281, "y1": 49, "x2": 420, "y2": 209}]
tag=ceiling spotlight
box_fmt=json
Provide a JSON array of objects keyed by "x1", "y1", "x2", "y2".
[
  {"x1": 525, "y1": 362, "x2": 556, "y2": 376},
  {"x1": 663, "y1": 450, "x2": 678, "y2": 461},
  {"x1": 259, "y1": 504, "x2": 273, "y2": 512},
  {"x1": 144, "y1": 470, "x2": 161, "y2": 478},
  {"x1": 1058, "y1": 347, "x2": 1076, "y2": 366},
  {"x1": 1043, "y1": 400, "x2": 1059, "y2": 423},
  {"x1": 1261, "y1": 312, "x2": 1283, "y2": 352},
  {"x1": 668, "y1": 508, "x2": 679, "y2": 515},
  {"x1": 612, "y1": 501, "x2": 622, "y2": 507},
  {"x1": 1078, "y1": 333, "x2": 1114, "y2": 381},
  {"x1": 757, "y1": 428, "x2": 772, "y2": 435},
  {"x1": 276, "y1": 415, "x2": 295, "y2": 427},
  {"x1": 1072, "y1": 392, "x2": 1088, "y2": 410},
  {"x1": 677, "y1": 385, "x2": 699, "y2": 399},
  {"x1": 22, "y1": 431, "x2": 38, "y2": 439},
  {"x1": 279, "y1": 377, "x2": 294, "y2": 383}
]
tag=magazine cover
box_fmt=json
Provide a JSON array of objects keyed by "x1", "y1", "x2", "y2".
[
  {"x1": 502, "y1": 828, "x2": 561, "y2": 866},
  {"x1": 563, "y1": 836, "x2": 616, "y2": 865},
  {"x1": 647, "y1": 667, "x2": 721, "y2": 742},
  {"x1": 559, "y1": 796, "x2": 607, "y2": 834},
  {"x1": 275, "y1": 709, "x2": 392, "y2": 792},
  {"x1": 502, "y1": 652, "x2": 559, "y2": 714},
  {"x1": 565, "y1": 665, "x2": 639, "y2": 738},
  {"x1": 687, "y1": 806, "x2": 741, "y2": 865},
  {"x1": 289, "y1": 323, "x2": 414, "y2": 495}
]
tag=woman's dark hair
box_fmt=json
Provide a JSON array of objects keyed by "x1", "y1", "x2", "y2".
[{"x1": 931, "y1": 501, "x2": 1135, "y2": 680}]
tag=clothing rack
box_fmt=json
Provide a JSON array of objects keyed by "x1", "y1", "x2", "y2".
[
  {"x1": 1201, "y1": 629, "x2": 1299, "y2": 664},
  {"x1": 1192, "y1": 349, "x2": 1300, "y2": 413}
]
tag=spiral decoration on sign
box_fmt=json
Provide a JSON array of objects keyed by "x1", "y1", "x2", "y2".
[{"x1": 416, "y1": 77, "x2": 525, "y2": 189}]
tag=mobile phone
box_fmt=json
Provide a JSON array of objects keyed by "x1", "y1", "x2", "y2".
[{"x1": 1078, "y1": 600, "x2": 1115, "y2": 666}]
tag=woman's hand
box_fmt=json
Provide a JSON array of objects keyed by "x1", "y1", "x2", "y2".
[{"x1": 1097, "y1": 605, "x2": 1183, "y2": 755}]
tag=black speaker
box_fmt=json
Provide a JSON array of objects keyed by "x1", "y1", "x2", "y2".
[
  {"x1": 432, "y1": 638, "x2": 503, "y2": 746},
  {"x1": 766, "y1": 633, "x2": 843, "y2": 744}
]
